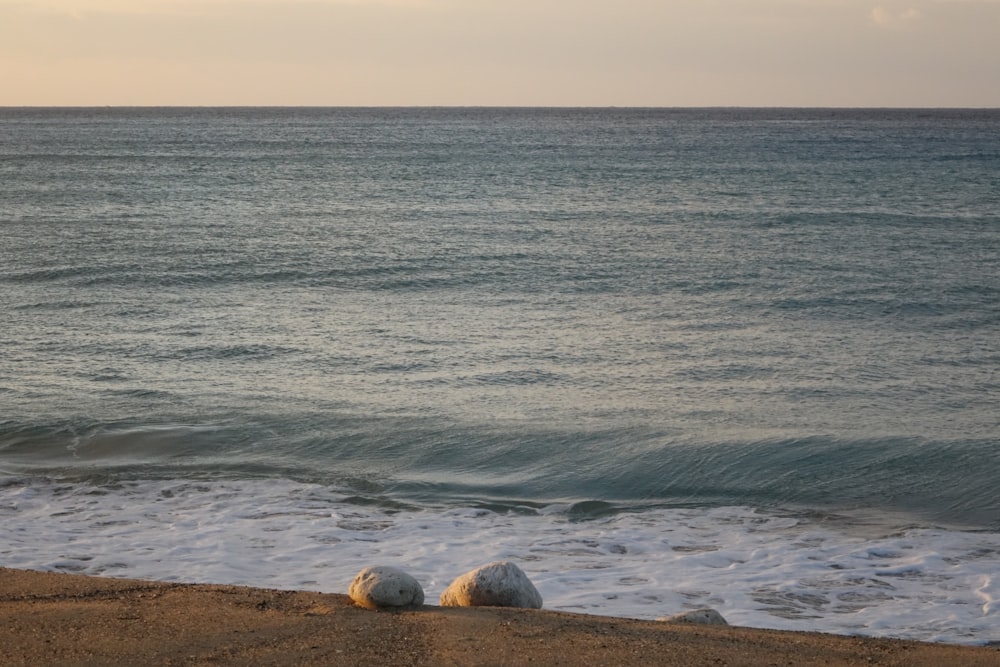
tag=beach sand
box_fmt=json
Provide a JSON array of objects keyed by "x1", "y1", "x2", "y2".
[{"x1": 2, "y1": 567, "x2": 997, "y2": 666}]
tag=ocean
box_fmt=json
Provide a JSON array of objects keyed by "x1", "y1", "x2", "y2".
[{"x1": 1, "y1": 107, "x2": 998, "y2": 644}]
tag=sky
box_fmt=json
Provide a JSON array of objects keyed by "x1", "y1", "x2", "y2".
[{"x1": 1, "y1": 0, "x2": 998, "y2": 107}]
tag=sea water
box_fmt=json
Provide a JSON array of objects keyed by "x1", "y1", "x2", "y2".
[{"x1": 1, "y1": 107, "x2": 998, "y2": 644}]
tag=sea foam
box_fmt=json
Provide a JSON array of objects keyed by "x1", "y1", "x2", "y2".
[{"x1": 2, "y1": 477, "x2": 997, "y2": 645}]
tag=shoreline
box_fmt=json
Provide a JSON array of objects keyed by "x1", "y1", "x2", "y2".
[{"x1": 2, "y1": 568, "x2": 998, "y2": 666}]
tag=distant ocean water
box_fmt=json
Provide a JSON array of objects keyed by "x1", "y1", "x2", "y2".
[{"x1": 2, "y1": 107, "x2": 998, "y2": 644}]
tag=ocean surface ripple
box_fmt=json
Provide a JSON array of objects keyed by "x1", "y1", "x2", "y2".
[{"x1": 2, "y1": 108, "x2": 998, "y2": 643}]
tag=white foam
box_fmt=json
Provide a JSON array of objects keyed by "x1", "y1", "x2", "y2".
[{"x1": 2, "y1": 477, "x2": 998, "y2": 645}]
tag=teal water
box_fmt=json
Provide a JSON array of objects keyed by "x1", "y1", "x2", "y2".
[{"x1": 2, "y1": 108, "x2": 999, "y2": 528}]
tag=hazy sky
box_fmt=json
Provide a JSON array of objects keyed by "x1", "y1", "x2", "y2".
[{"x1": 2, "y1": 0, "x2": 998, "y2": 106}]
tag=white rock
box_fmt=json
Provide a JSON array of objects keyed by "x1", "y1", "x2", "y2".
[
  {"x1": 657, "y1": 608, "x2": 729, "y2": 625},
  {"x1": 348, "y1": 566, "x2": 425, "y2": 609},
  {"x1": 439, "y1": 561, "x2": 543, "y2": 609}
]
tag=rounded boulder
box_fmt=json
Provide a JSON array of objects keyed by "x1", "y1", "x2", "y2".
[
  {"x1": 348, "y1": 566, "x2": 425, "y2": 609},
  {"x1": 657, "y1": 608, "x2": 729, "y2": 625},
  {"x1": 439, "y1": 561, "x2": 543, "y2": 609}
]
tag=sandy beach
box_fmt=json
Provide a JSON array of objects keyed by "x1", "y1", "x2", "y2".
[{"x1": 2, "y1": 568, "x2": 997, "y2": 666}]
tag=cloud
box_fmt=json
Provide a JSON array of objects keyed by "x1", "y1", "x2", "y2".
[{"x1": 870, "y1": 5, "x2": 923, "y2": 26}]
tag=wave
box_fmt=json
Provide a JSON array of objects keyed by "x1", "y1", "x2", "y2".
[{"x1": 2, "y1": 418, "x2": 997, "y2": 530}]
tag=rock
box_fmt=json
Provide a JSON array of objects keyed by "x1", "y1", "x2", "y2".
[
  {"x1": 348, "y1": 566, "x2": 425, "y2": 609},
  {"x1": 657, "y1": 608, "x2": 729, "y2": 625},
  {"x1": 440, "y1": 561, "x2": 543, "y2": 609}
]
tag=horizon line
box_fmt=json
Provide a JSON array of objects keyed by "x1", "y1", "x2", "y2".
[{"x1": 3, "y1": 104, "x2": 1000, "y2": 110}]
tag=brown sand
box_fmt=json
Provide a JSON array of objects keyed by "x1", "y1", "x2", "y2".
[{"x1": 2, "y1": 567, "x2": 998, "y2": 666}]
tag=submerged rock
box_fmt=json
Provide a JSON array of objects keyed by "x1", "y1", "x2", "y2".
[
  {"x1": 440, "y1": 561, "x2": 543, "y2": 609},
  {"x1": 657, "y1": 608, "x2": 729, "y2": 625},
  {"x1": 348, "y1": 566, "x2": 425, "y2": 609}
]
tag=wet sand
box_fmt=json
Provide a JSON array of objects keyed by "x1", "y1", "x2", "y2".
[{"x1": 2, "y1": 568, "x2": 998, "y2": 666}]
